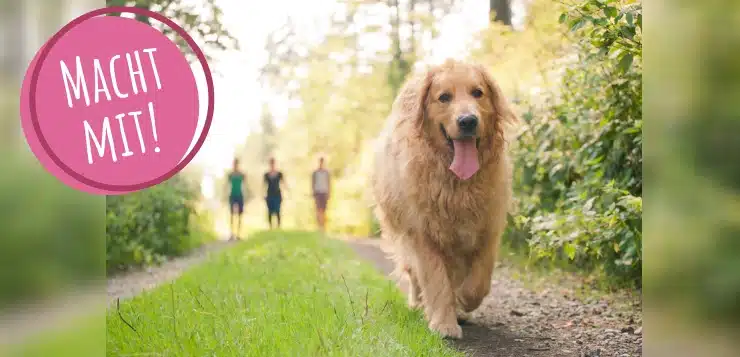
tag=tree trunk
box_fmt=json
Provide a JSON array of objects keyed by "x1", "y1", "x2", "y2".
[
  {"x1": 388, "y1": 0, "x2": 408, "y2": 97},
  {"x1": 0, "y1": 0, "x2": 28, "y2": 149},
  {"x1": 490, "y1": 0, "x2": 512, "y2": 26},
  {"x1": 409, "y1": 0, "x2": 417, "y2": 56}
]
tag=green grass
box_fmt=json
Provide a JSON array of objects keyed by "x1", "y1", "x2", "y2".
[
  {"x1": 107, "y1": 231, "x2": 463, "y2": 356},
  {"x1": 2, "y1": 314, "x2": 105, "y2": 357}
]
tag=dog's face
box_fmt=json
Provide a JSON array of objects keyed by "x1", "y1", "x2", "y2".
[
  {"x1": 425, "y1": 65, "x2": 493, "y2": 145},
  {"x1": 414, "y1": 61, "x2": 514, "y2": 180}
]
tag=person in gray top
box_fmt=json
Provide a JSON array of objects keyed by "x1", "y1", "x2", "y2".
[{"x1": 311, "y1": 157, "x2": 331, "y2": 232}]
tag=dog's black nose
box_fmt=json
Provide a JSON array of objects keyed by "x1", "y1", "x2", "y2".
[{"x1": 457, "y1": 115, "x2": 478, "y2": 132}]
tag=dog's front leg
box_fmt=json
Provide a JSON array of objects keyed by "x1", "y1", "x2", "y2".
[
  {"x1": 456, "y1": 245, "x2": 495, "y2": 314},
  {"x1": 412, "y1": 242, "x2": 462, "y2": 339},
  {"x1": 456, "y1": 229, "x2": 501, "y2": 317}
]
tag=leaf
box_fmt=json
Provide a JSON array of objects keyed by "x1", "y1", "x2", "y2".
[
  {"x1": 617, "y1": 53, "x2": 634, "y2": 73},
  {"x1": 592, "y1": 18, "x2": 608, "y2": 26},
  {"x1": 626, "y1": 13, "x2": 634, "y2": 26},
  {"x1": 570, "y1": 18, "x2": 587, "y2": 32},
  {"x1": 564, "y1": 243, "x2": 577, "y2": 260},
  {"x1": 604, "y1": 7, "x2": 618, "y2": 18},
  {"x1": 583, "y1": 197, "x2": 597, "y2": 212},
  {"x1": 559, "y1": 13, "x2": 568, "y2": 24},
  {"x1": 620, "y1": 25, "x2": 636, "y2": 39}
]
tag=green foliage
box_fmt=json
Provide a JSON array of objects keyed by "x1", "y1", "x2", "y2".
[
  {"x1": 0, "y1": 157, "x2": 103, "y2": 308},
  {"x1": 106, "y1": 0, "x2": 239, "y2": 63},
  {"x1": 507, "y1": 0, "x2": 642, "y2": 286},
  {"x1": 103, "y1": 2, "x2": 235, "y2": 260},
  {"x1": 472, "y1": 0, "x2": 573, "y2": 100},
  {"x1": 106, "y1": 174, "x2": 215, "y2": 274},
  {"x1": 560, "y1": 0, "x2": 641, "y2": 68},
  {"x1": 249, "y1": 0, "x2": 459, "y2": 234},
  {"x1": 239, "y1": 0, "x2": 642, "y2": 287}
]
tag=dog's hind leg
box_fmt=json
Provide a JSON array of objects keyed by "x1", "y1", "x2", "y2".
[
  {"x1": 382, "y1": 236, "x2": 421, "y2": 309},
  {"x1": 403, "y1": 263, "x2": 422, "y2": 309}
]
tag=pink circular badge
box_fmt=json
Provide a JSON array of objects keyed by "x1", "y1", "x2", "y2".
[{"x1": 20, "y1": 7, "x2": 214, "y2": 195}]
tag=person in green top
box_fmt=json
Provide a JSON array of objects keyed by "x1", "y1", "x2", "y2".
[{"x1": 227, "y1": 158, "x2": 246, "y2": 240}]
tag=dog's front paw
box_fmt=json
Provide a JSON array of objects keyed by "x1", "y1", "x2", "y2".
[
  {"x1": 429, "y1": 321, "x2": 463, "y2": 339},
  {"x1": 456, "y1": 308, "x2": 472, "y2": 325}
]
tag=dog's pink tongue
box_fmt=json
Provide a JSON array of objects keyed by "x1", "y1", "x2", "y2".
[{"x1": 450, "y1": 139, "x2": 480, "y2": 180}]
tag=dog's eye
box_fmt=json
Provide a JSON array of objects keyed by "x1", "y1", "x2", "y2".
[
  {"x1": 438, "y1": 93, "x2": 452, "y2": 103},
  {"x1": 471, "y1": 88, "x2": 484, "y2": 98}
]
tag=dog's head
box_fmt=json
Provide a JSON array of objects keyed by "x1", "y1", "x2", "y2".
[{"x1": 407, "y1": 60, "x2": 517, "y2": 180}]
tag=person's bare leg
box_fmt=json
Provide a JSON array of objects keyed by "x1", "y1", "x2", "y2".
[
  {"x1": 229, "y1": 204, "x2": 235, "y2": 239},
  {"x1": 236, "y1": 214, "x2": 242, "y2": 240}
]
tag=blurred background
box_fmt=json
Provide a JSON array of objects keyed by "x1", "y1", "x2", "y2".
[
  {"x1": 1, "y1": 0, "x2": 106, "y2": 356},
  {"x1": 643, "y1": 0, "x2": 740, "y2": 356},
  {"x1": 0, "y1": 0, "x2": 738, "y2": 356}
]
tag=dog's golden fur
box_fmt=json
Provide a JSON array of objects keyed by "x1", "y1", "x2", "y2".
[{"x1": 371, "y1": 59, "x2": 517, "y2": 339}]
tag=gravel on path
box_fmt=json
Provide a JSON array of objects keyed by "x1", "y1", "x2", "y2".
[
  {"x1": 107, "y1": 240, "x2": 234, "y2": 306},
  {"x1": 346, "y1": 238, "x2": 643, "y2": 357}
]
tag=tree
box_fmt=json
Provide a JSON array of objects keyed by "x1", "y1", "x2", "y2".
[
  {"x1": 259, "y1": 18, "x2": 306, "y2": 100},
  {"x1": 2, "y1": 0, "x2": 72, "y2": 149},
  {"x1": 259, "y1": 103, "x2": 277, "y2": 162},
  {"x1": 490, "y1": 0, "x2": 512, "y2": 26},
  {"x1": 387, "y1": 0, "x2": 410, "y2": 96},
  {"x1": 252, "y1": 0, "x2": 462, "y2": 232},
  {"x1": 386, "y1": 0, "x2": 458, "y2": 95},
  {"x1": 106, "y1": 0, "x2": 239, "y2": 62},
  {"x1": 261, "y1": 0, "x2": 459, "y2": 99}
]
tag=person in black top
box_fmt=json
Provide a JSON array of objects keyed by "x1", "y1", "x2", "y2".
[{"x1": 264, "y1": 157, "x2": 285, "y2": 229}]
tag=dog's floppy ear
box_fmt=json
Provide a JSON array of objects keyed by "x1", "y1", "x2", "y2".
[
  {"x1": 475, "y1": 64, "x2": 519, "y2": 127},
  {"x1": 396, "y1": 67, "x2": 437, "y2": 130}
]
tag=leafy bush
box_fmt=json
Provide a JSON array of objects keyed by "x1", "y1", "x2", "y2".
[
  {"x1": 0, "y1": 156, "x2": 103, "y2": 308},
  {"x1": 106, "y1": 174, "x2": 214, "y2": 274},
  {"x1": 507, "y1": 0, "x2": 642, "y2": 286}
]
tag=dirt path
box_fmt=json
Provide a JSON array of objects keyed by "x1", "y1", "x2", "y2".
[
  {"x1": 107, "y1": 240, "x2": 233, "y2": 306},
  {"x1": 346, "y1": 239, "x2": 643, "y2": 357}
]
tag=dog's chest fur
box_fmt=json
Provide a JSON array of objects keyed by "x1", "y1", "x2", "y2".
[
  {"x1": 372, "y1": 117, "x2": 511, "y2": 257},
  {"x1": 408, "y1": 160, "x2": 497, "y2": 249},
  {"x1": 371, "y1": 133, "x2": 503, "y2": 254}
]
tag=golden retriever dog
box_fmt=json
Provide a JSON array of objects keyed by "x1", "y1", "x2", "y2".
[{"x1": 371, "y1": 59, "x2": 517, "y2": 339}]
